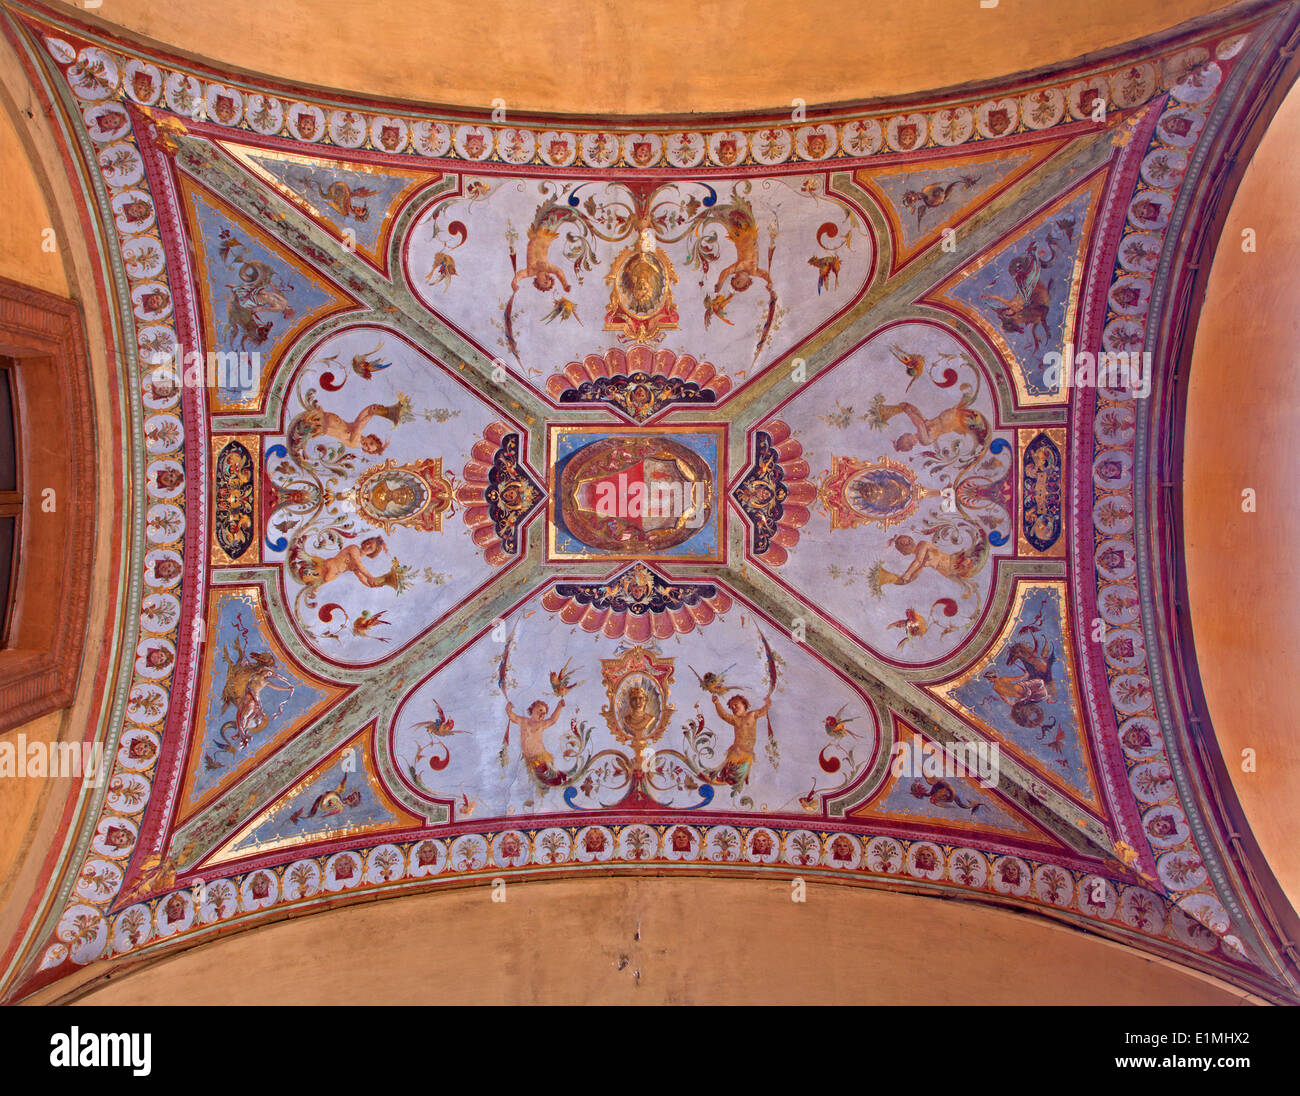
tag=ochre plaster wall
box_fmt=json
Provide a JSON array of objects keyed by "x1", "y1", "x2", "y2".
[
  {"x1": 54, "y1": 0, "x2": 1236, "y2": 116},
  {"x1": 0, "y1": 710, "x2": 67, "y2": 951},
  {"x1": 0, "y1": 57, "x2": 72, "y2": 968},
  {"x1": 1185, "y1": 78, "x2": 1300, "y2": 916},
  {"x1": 0, "y1": 102, "x2": 66, "y2": 296}
]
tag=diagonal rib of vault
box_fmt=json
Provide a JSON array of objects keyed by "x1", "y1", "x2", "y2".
[
  {"x1": 725, "y1": 123, "x2": 1119, "y2": 434},
  {"x1": 165, "y1": 123, "x2": 1125, "y2": 875},
  {"x1": 706, "y1": 127, "x2": 1124, "y2": 861},
  {"x1": 171, "y1": 547, "x2": 550, "y2": 868},
  {"x1": 168, "y1": 129, "x2": 551, "y2": 429},
  {"x1": 712, "y1": 552, "x2": 1113, "y2": 860}
]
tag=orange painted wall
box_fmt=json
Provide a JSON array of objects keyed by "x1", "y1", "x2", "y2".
[
  {"x1": 1184, "y1": 78, "x2": 1300, "y2": 915},
  {"x1": 0, "y1": 104, "x2": 67, "y2": 296},
  {"x1": 54, "y1": 0, "x2": 1235, "y2": 116},
  {"x1": 0, "y1": 711, "x2": 68, "y2": 956},
  {"x1": 0, "y1": 60, "x2": 72, "y2": 967}
]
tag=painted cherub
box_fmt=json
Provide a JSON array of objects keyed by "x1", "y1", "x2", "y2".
[
  {"x1": 872, "y1": 391, "x2": 990, "y2": 455},
  {"x1": 512, "y1": 197, "x2": 576, "y2": 293},
  {"x1": 288, "y1": 535, "x2": 397, "y2": 590},
  {"x1": 877, "y1": 532, "x2": 989, "y2": 599},
  {"x1": 287, "y1": 401, "x2": 402, "y2": 460},
  {"x1": 703, "y1": 692, "x2": 772, "y2": 790},
  {"x1": 505, "y1": 697, "x2": 568, "y2": 787}
]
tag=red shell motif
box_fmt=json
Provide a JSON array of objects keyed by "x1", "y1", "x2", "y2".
[
  {"x1": 734, "y1": 419, "x2": 814, "y2": 566},
  {"x1": 540, "y1": 566, "x2": 732, "y2": 643},
  {"x1": 456, "y1": 421, "x2": 544, "y2": 566},
  {"x1": 545, "y1": 347, "x2": 731, "y2": 422}
]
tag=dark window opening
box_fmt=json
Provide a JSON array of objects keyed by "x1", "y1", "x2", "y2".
[{"x1": 0, "y1": 362, "x2": 20, "y2": 647}]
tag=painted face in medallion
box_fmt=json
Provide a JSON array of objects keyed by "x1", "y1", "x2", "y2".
[
  {"x1": 618, "y1": 252, "x2": 667, "y2": 316},
  {"x1": 363, "y1": 473, "x2": 425, "y2": 520},
  {"x1": 558, "y1": 435, "x2": 713, "y2": 554},
  {"x1": 848, "y1": 467, "x2": 915, "y2": 519}
]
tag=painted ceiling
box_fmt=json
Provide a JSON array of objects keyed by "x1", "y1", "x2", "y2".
[{"x1": 4, "y1": 0, "x2": 1299, "y2": 1003}]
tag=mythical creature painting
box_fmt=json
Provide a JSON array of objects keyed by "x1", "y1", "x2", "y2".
[
  {"x1": 215, "y1": 640, "x2": 295, "y2": 754},
  {"x1": 765, "y1": 323, "x2": 1012, "y2": 661},
  {"x1": 262, "y1": 328, "x2": 493, "y2": 659},
  {"x1": 406, "y1": 174, "x2": 872, "y2": 384},
  {"x1": 945, "y1": 585, "x2": 1094, "y2": 802},
  {"x1": 979, "y1": 219, "x2": 1076, "y2": 351}
]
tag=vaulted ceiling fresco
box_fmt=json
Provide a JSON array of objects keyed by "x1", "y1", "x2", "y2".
[{"x1": 4, "y1": 0, "x2": 1299, "y2": 1003}]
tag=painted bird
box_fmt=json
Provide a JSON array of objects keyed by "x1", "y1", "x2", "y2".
[
  {"x1": 426, "y1": 251, "x2": 457, "y2": 290},
  {"x1": 824, "y1": 705, "x2": 863, "y2": 740},
  {"x1": 798, "y1": 781, "x2": 821, "y2": 813},
  {"x1": 413, "y1": 700, "x2": 461, "y2": 736},
  {"x1": 808, "y1": 254, "x2": 840, "y2": 294},
  {"x1": 889, "y1": 344, "x2": 926, "y2": 390},
  {"x1": 888, "y1": 608, "x2": 928, "y2": 647},
  {"x1": 703, "y1": 291, "x2": 734, "y2": 328},
  {"x1": 351, "y1": 347, "x2": 393, "y2": 380},
  {"x1": 689, "y1": 666, "x2": 731, "y2": 695},
  {"x1": 542, "y1": 296, "x2": 581, "y2": 325},
  {"x1": 549, "y1": 658, "x2": 583, "y2": 695},
  {"x1": 351, "y1": 609, "x2": 391, "y2": 641},
  {"x1": 902, "y1": 175, "x2": 978, "y2": 228}
]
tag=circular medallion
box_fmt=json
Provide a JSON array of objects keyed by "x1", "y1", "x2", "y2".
[{"x1": 558, "y1": 436, "x2": 712, "y2": 552}]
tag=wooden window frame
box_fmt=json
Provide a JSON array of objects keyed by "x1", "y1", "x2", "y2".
[{"x1": 0, "y1": 277, "x2": 95, "y2": 731}]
